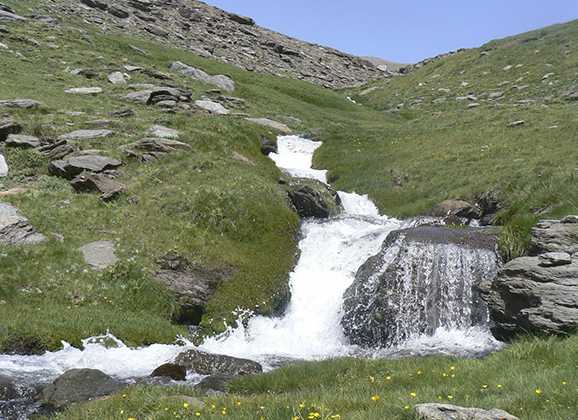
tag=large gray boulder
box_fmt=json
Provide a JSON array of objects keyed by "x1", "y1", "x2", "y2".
[
  {"x1": 286, "y1": 178, "x2": 342, "y2": 219},
  {"x1": 71, "y1": 173, "x2": 125, "y2": 201},
  {"x1": 175, "y1": 349, "x2": 262, "y2": 376},
  {"x1": 5, "y1": 134, "x2": 41, "y2": 149},
  {"x1": 39, "y1": 369, "x2": 123, "y2": 409},
  {"x1": 0, "y1": 203, "x2": 47, "y2": 245},
  {"x1": 342, "y1": 226, "x2": 499, "y2": 348},
  {"x1": 415, "y1": 404, "x2": 519, "y2": 420},
  {"x1": 79, "y1": 241, "x2": 118, "y2": 270},
  {"x1": 154, "y1": 253, "x2": 232, "y2": 324},
  {"x1": 170, "y1": 61, "x2": 235, "y2": 92},
  {"x1": 529, "y1": 219, "x2": 578, "y2": 255},
  {"x1": 481, "y1": 256, "x2": 578, "y2": 340}
]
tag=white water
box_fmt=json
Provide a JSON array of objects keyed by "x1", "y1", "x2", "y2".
[
  {"x1": 0, "y1": 153, "x2": 8, "y2": 177},
  {"x1": 0, "y1": 135, "x2": 501, "y2": 390}
]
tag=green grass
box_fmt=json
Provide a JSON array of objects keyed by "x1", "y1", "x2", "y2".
[{"x1": 52, "y1": 335, "x2": 578, "y2": 419}]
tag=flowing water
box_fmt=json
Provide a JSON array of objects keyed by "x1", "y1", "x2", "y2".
[{"x1": 0, "y1": 135, "x2": 502, "y2": 416}]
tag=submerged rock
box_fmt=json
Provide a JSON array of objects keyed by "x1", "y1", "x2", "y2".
[
  {"x1": 259, "y1": 135, "x2": 277, "y2": 155},
  {"x1": 175, "y1": 349, "x2": 262, "y2": 376},
  {"x1": 414, "y1": 403, "x2": 519, "y2": 420},
  {"x1": 342, "y1": 226, "x2": 499, "y2": 348},
  {"x1": 0, "y1": 203, "x2": 47, "y2": 245},
  {"x1": 39, "y1": 369, "x2": 123, "y2": 409}
]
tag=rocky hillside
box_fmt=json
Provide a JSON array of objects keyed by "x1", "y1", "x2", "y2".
[{"x1": 36, "y1": 0, "x2": 388, "y2": 89}]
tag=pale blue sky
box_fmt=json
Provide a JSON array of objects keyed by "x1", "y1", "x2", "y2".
[{"x1": 206, "y1": 0, "x2": 578, "y2": 63}]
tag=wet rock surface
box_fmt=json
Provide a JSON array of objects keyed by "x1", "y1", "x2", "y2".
[
  {"x1": 286, "y1": 178, "x2": 342, "y2": 219},
  {"x1": 150, "y1": 363, "x2": 187, "y2": 381},
  {"x1": 342, "y1": 226, "x2": 499, "y2": 348},
  {"x1": 175, "y1": 349, "x2": 263, "y2": 376},
  {"x1": 39, "y1": 369, "x2": 124, "y2": 409}
]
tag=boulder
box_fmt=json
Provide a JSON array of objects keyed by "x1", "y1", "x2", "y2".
[
  {"x1": 286, "y1": 178, "x2": 342, "y2": 219},
  {"x1": 342, "y1": 226, "x2": 499, "y2": 348},
  {"x1": 150, "y1": 363, "x2": 187, "y2": 381},
  {"x1": 227, "y1": 12, "x2": 255, "y2": 26},
  {"x1": 414, "y1": 404, "x2": 519, "y2": 420},
  {"x1": 125, "y1": 87, "x2": 191, "y2": 105},
  {"x1": 107, "y1": 71, "x2": 126, "y2": 85},
  {"x1": 5, "y1": 134, "x2": 41, "y2": 149},
  {"x1": 79, "y1": 241, "x2": 118, "y2": 270},
  {"x1": 149, "y1": 124, "x2": 179, "y2": 139},
  {"x1": 0, "y1": 118, "x2": 22, "y2": 141},
  {"x1": 38, "y1": 140, "x2": 75, "y2": 160},
  {"x1": 65, "y1": 87, "x2": 103, "y2": 95},
  {"x1": 0, "y1": 99, "x2": 41, "y2": 109},
  {"x1": 0, "y1": 203, "x2": 47, "y2": 245},
  {"x1": 170, "y1": 61, "x2": 235, "y2": 93},
  {"x1": 539, "y1": 252, "x2": 572, "y2": 267},
  {"x1": 110, "y1": 108, "x2": 135, "y2": 118},
  {"x1": 58, "y1": 129, "x2": 113, "y2": 141},
  {"x1": 175, "y1": 349, "x2": 262, "y2": 376},
  {"x1": 481, "y1": 256, "x2": 578, "y2": 340},
  {"x1": 154, "y1": 253, "x2": 232, "y2": 324},
  {"x1": 122, "y1": 138, "x2": 191, "y2": 162},
  {"x1": 70, "y1": 68, "x2": 99, "y2": 79},
  {"x1": 259, "y1": 136, "x2": 277, "y2": 155},
  {"x1": 0, "y1": 374, "x2": 17, "y2": 400},
  {"x1": 245, "y1": 117, "x2": 291, "y2": 134},
  {"x1": 530, "y1": 219, "x2": 578, "y2": 255},
  {"x1": 71, "y1": 173, "x2": 125, "y2": 201},
  {"x1": 431, "y1": 199, "x2": 481, "y2": 219},
  {"x1": 195, "y1": 99, "x2": 229, "y2": 115},
  {"x1": 39, "y1": 369, "x2": 123, "y2": 409},
  {"x1": 49, "y1": 155, "x2": 122, "y2": 179}
]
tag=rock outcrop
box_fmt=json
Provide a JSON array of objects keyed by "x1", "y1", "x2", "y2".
[
  {"x1": 414, "y1": 404, "x2": 519, "y2": 420},
  {"x1": 342, "y1": 226, "x2": 499, "y2": 348},
  {"x1": 175, "y1": 349, "x2": 263, "y2": 376},
  {"x1": 122, "y1": 138, "x2": 191, "y2": 162},
  {"x1": 51, "y1": 0, "x2": 386, "y2": 88}
]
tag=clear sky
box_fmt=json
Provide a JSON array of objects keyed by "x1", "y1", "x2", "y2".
[{"x1": 205, "y1": 0, "x2": 578, "y2": 63}]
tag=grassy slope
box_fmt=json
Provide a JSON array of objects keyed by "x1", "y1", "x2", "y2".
[
  {"x1": 55, "y1": 335, "x2": 578, "y2": 419},
  {"x1": 0, "y1": 0, "x2": 379, "y2": 350},
  {"x1": 318, "y1": 20, "x2": 578, "y2": 257}
]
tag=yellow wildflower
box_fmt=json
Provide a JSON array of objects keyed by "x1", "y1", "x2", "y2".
[
  {"x1": 404, "y1": 405, "x2": 411, "y2": 410},
  {"x1": 535, "y1": 388, "x2": 543, "y2": 396},
  {"x1": 369, "y1": 375, "x2": 375, "y2": 383},
  {"x1": 371, "y1": 394, "x2": 381, "y2": 401},
  {"x1": 410, "y1": 392, "x2": 417, "y2": 398},
  {"x1": 195, "y1": 413, "x2": 201, "y2": 417},
  {"x1": 497, "y1": 384, "x2": 503, "y2": 389},
  {"x1": 447, "y1": 395, "x2": 454, "y2": 400},
  {"x1": 385, "y1": 375, "x2": 392, "y2": 381},
  {"x1": 183, "y1": 403, "x2": 190, "y2": 409}
]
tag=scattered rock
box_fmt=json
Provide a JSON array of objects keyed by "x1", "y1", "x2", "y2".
[
  {"x1": 149, "y1": 124, "x2": 179, "y2": 139},
  {"x1": 71, "y1": 172, "x2": 125, "y2": 201},
  {"x1": 58, "y1": 129, "x2": 113, "y2": 141},
  {"x1": 0, "y1": 10, "x2": 26, "y2": 21},
  {"x1": 0, "y1": 117, "x2": 22, "y2": 141},
  {"x1": 227, "y1": 12, "x2": 255, "y2": 26},
  {"x1": 530, "y1": 220, "x2": 578, "y2": 255},
  {"x1": 0, "y1": 99, "x2": 41, "y2": 109},
  {"x1": 286, "y1": 178, "x2": 342, "y2": 219},
  {"x1": 245, "y1": 118, "x2": 291, "y2": 134},
  {"x1": 154, "y1": 253, "x2": 233, "y2": 324},
  {"x1": 109, "y1": 108, "x2": 135, "y2": 118},
  {"x1": 70, "y1": 68, "x2": 99, "y2": 79},
  {"x1": 259, "y1": 136, "x2": 277, "y2": 155},
  {"x1": 508, "y1": 120, "x2": 525, "y2": 127},
  {"x1": 145, "y1": 24, "x2": 169, "y2": 37},
  {"x1": 175, "y1": 349, "x2": 263, "y2": 376},
  {"x1": 539, "y1": 252, "x2": 572, "y2": 267},
  {"x1": 107, "y1": 71, "x2": 126, "y2": 85},
  {"x1": 414, "y1": 403, "x2": 519, "y2": 420},
  {"x1": 0, "y1": 202, "x2": 47, "y2": 245},
  {"x1": 122, "y1": 138, "x2": 191, "y2": 162},
  {"x1": 195, "y1": 99, "x2": 230, "y2": 115},
  {"x1": 108, "y1": 5, "x2": 130, "y2": 18},
  {"x1": 49, "y1": 155, "x2": 122, "y2": 179},
  {"x1": 38, "y1": 140, "x2": 75, "y2": 160},
  {"x1": 431, "y1": 199, "x2": 481, "y2": 220},
  {"x1": 151, "y1": 363, "x2": 187, "y2": 381},
  {"x1": 79, "y1": 241, "x2": 118, "y2": 270},
  {"x1": 5, "y1": 134, "x2": 41, "y2": 149},
  {"x1": 561, "y1": 215, "x2": 578, "y2": 224},
  {"x1": 39, "y1": 369, "x2": 123, "y2": 409},
  {"x1": 125, "y1": 86, "x2": 191, "y2": 106},
  {"x1": 65, "y1": 87, "x2": 103, "y2": 95},
  {"x1": 170, "y1": 61, "x2": 235, "y2": 93}
]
